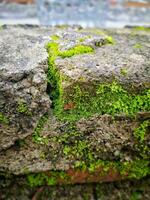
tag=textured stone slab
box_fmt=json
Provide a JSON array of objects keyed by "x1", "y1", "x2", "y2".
[
  {"x1": 0, "y1": 25, "x2": 150, "y2": 186},
  {"x1": 0, "y1": 25, "x2": 53, "y2": 150}
]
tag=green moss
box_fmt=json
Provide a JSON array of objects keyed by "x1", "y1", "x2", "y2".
[
  {"x1": 27, "y1": 171, "x2": 69, "y2": 187},
  {"x1": 0, "y1": 112, "x2": 9, "y2": 124},
  {"x1": 26, "y1": 158, "x2": 150, "y2": 187},
  {"x1": 46, "y1": 42, "x2": 63, "y2": 109},
  {"x1": 130, "y1": 191, "x2": 142, "y2": 200},
  {"x1": 120, "y1": 68, "x2": 128, "y2": 76},
  {"x1": 106, "y1": 36, "x2": 115, "y2": 44},
  {"x1": 134, "y1": 120, "x2": 149, "y2": 142},
  {"x1": 46, "y1": 42, "x2": 94, "y2": 59},
  {"x1": 133, "y1": 43, "x2": 143, "y2": 49},
  {"x1": 51, "y1": 35, "x2": 60, "y2": 41},
  {"x1": 45, "y1": 36, "x2": 150, "y2": 181},
  {"x1": 58, "y1": 45, "x2": 94, "y2": 58},
  {"x1": 55, "y1": 126, "x2": 150, "y2": 177},
  {"x1": 79, "y1": 38, "x2": 86, "y2": 42},
  {"x1": 15, "y1": 139, "x2": 26, "y2": 148},
  {"x1": 46, "y1": 40, "x2": 150, "y2": 122},
  {"x1": 32, "y1": 113, "x2": 49, "y2": 144},
  {"x1": 53, "y1": 81, "x2": 150, "y2": 122},
  {"x1": 79, "y1": 36, "x2": 91, "y2": 43},
  {"x1": 46, "y1": 41, "x2": 94, "y2": 109},
  {"x1": 17, "y1": 102, "x2": 32, "y2": 116},
  {"x1": 27, "y1": 173, "x2": 56, "y2": 187},
  {"x1": 132, "y1": 26, "x2": 150, "y2": 32},
  {"x1": 118, "y1": 159, "x2": 150, "y2": 179}
]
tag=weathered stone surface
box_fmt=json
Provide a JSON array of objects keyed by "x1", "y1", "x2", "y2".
[
  {"x1": 0, "y1": 177, "x2": 150, "y2": 200},
  {"x1": 0, "y1": 25, "x2": 150, "y2": 187},
  {"x1": 56, "y1": 29, "x2": 150, "y2": 88},
  {"x1": 0, "y1": 114, "x2": 149, "y2": 186},
  {"x1": 0, "y1": 25, "x2": 54, "y2": 151}
]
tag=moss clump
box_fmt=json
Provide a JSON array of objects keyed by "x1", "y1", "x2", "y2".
[
  {"x1": 46, "y1": 42, "x2": 63, "y2": 109},
  {"x1": 46, "y1": 42, "x2": 94, "y2": 108},
  {"x1": 54, "y1": 125, "x2": 150, "y2": 178},
  {"x1": 32, "y1": 114, "x2": 49, "y2": 144},
  {"x1": 46, "y1": 42, "x2": 94, "y2": 59},
  {"x1": 134, "y1": 120, "x2": 150, "y2": 142},
  {"x1": 27, "y1": 173, "x2": 56, "y2": 187},
  {"x1": 59, "y1": 45, "x2": 94, "y2": 58},
  {"x1": 106, "y1": 36, "x2": 115, "y2": 44},
  {"x1": 79, "y1": 37, "x2": 90, "y2": 42},
  {"x1": 17, "y1": 102, "x2": 32, "y2": 116},
  {"x1": 26, "y1": 159, "x2": 150, "y2": 187},
  {"x1": 27, "y1": 171, "x2": 69, "y2": 187},
  {"x1": 118, "y1": 159, "x2": 150, "y2": 179},
  {"x1": 133, "y1": 43, "x2": 143, "y2": 49},
  {"x1": 132, "y1": 26, "x2": 150, "y2": 32},
  {"x1": 53, "y1": 81, "x2": 150, "y2": 122},
  {"x1": 51, "y1": 35, "x2": 60, "y2": 41},
  {"x1": 130, "y1": 192, "x2": 142, "y2": 200},
  {"x1": 0, "y1": 112, "x2": 9, "y2": 124},
  {"x1": 120, "y1": 68, "x2": 128, "y2": 76}
]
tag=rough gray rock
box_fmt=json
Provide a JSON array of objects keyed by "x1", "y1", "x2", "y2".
[
  {"x1": 55, "y1": 28, "x2": 150, "y2": 92},
  {"x1": 0, "y1": 25, "x2": 53, "y2": 151},
  {"x1": 0, "y1": 25, "x2": 150, "y2": 186}
]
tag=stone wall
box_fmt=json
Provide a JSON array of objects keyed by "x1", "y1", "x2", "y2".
[{"x1": 0, "y1": 25, "x2": 150, "y2": 198}]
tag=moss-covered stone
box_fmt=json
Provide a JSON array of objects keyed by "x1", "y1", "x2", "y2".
[
  {"x1": 46, "y1": 32, "x2": 150, "y2": 122},
  {"x1": 25, "y1": 158, "x2": 150, "y2": 187},
  {"x1": 47, "y1": 72, "x2": 150, "y2": 122},
  {"x1": 1, "y1": 26, "x2": 150, "y2": 188}
]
